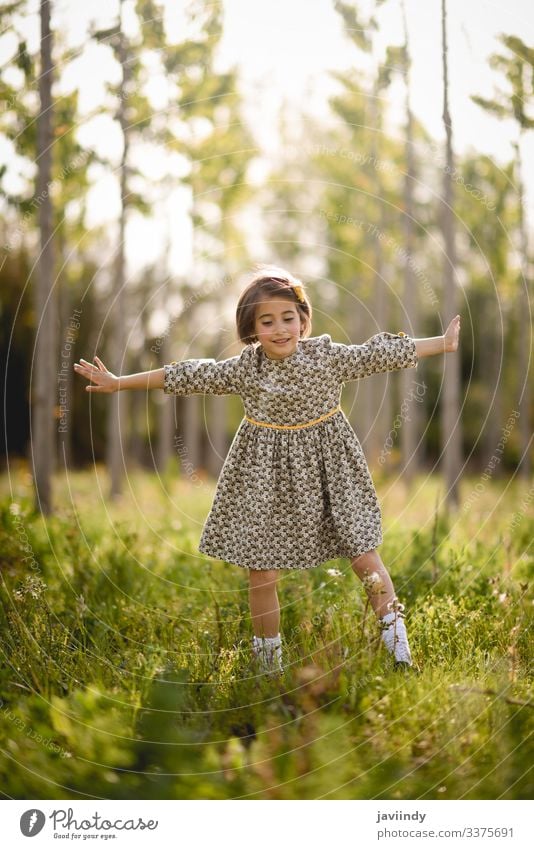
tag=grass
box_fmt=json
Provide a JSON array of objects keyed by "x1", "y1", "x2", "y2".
[{"x1": 0, "y1": 461, "x2": 532, "y2": 800}]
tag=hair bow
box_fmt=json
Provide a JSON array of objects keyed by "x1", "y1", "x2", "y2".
[{"x1": 292, "y1": 284, "x2": 306, "y2": 303}]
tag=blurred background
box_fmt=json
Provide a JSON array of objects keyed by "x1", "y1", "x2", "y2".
[
  {"x1": 0, "y1": 0, "x2": 533, "y2": 803},
  {"x1": 1, "y1": 0, "x2": 532, "y2": 515}
]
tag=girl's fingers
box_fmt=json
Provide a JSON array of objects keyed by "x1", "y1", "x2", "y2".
[
  {"x1": 73, "y1": 356, "x2": 112, "y2": 391},
  {"x1": 79, "y1": 357, "x2": 103, "y2": 369}
]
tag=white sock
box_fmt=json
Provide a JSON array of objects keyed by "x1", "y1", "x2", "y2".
[
  {"x1": 252, "y1": 633, "x2": 283, "y2": 673},
  {"x1": 380, "y1": 607, "x2": 413, "y2": 665},
  {"x1": 381, "y1": 611, "x2": 397, "y2": 626}
]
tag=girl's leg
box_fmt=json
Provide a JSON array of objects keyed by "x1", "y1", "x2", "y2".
[
  {"x1": 350, "y1": 549, "x2": 396, "y2": 617},
  {"x1": 248, "y1": 568, "x2": 280, "y2": 637},
  {"x1": 351, "y1": 549, "x2": 413, "y2": 665},
  {"x1": 248, "y1": 568, "x2": 283, "y2": 673}
]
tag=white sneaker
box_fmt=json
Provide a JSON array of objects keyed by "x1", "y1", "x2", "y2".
[
  {"x1": 380, "y1": 604, "x2": 413, "y2": 666},
  {"x1": 252, "y1": 634, "x2": 283, "y2": 675}
]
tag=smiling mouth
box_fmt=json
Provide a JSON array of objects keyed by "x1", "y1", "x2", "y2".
[{"x1": 273, "y1": 339, "x2": 290, "y2": 344}]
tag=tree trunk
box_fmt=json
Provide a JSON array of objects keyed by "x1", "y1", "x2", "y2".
[
  {"x1": 206, "y1": 333, "x2": 228, "y2": 478},
  {"x1": 128, "y1": 374, "x2": 145, "y2": 466},
  {"x1": 157, "y1": 333, "x2": 174, "y2": 473},
  {"x1": 107, "y1": 1, "x2": 128, "y2": 500},
  {"x1": 514, "y1": 138, "x2": 532, "y2": 479},
  {"x1": 206, "y1": 395, "x2": 227, "y2": 478},
  {"x1": 400, "y1": 0, "x2": 421, "y2": 483},
  {"x1": 33, "y1": 0, "x2": 56, "y2": 515},
  {"x1": 182, "y1": 396, "x2": 202, "y2": 477},
  {"x1": 440, "y1": 0, "x2": 462, "y2": 510},
  {"x1": 481, "y1": 295, "x2": 503, "y2": 473},
  {"x1": 369, "y1": 76, "x2": 390, "y2": 465},
  {"x1": 345, "y1": 286, "x2": 360, "y2": 433},
  {"x1": 57, "y1": 248, "x2": 75, "y2": 470}
]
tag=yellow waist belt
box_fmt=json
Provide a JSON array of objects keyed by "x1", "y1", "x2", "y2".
[{"x1": 244, "y1": 404, "x2": 342, "y2": 431}]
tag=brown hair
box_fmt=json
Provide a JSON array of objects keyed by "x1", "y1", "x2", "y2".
[{"x1": 236, "y1": 265, "x2": 313, "y2": 345}]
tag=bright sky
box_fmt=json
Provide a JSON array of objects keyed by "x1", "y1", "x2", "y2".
[
  {"x1": 1, "y1": 0, "x2": 533, "y2": 277},
  {"x1": 221, "y1": 0, "x2": 534, "y2": 158}
]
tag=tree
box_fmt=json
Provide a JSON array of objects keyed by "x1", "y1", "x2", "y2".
[
  {"x1": 91, "y1": 0, "x2": 156, "y2": 499},
  {"x1": 331, "y1": 0, "x2": 428, "y2": 474},
  {"x1": 0, "y1": 2, "x2": 99, "y2": 503},
  {"x1": 472, "y1": 35, "x2": 534, "y2": 479},
  {"x1": 389, "y1": 0, "x2": 421, "y2": 483},
  {"x1": 33, "y1": 0, "x2": 57, "y2": 515},
  {"x1": 0, "y1": 0, "x2": 58, "y2": 514},
  {"x1": 440, "y1": 0, "x2": 462, "y2": 509},
  {"x1": 151, "y1": 0, "x2": 255, "y2": 478},
  {"x1": 452, "y1": 154, "x2": 517, "y2": 473},
  {"x1": 332, "y1": 1, "x2": 387, "y2": 456}
]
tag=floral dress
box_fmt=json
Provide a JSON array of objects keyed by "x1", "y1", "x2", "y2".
[{"x1": 163, "y1": 332, "x2": 418, "y2": 571}]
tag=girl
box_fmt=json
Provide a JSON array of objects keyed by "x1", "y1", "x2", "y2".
[{"x1": 74, "y1": 266, "x2": 460, "y2": 677}]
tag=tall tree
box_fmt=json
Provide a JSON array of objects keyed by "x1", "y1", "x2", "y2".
[
  {"x1": 333, "y1": 1, "x2": 384, "y2": 454},
  {"x1": 397, "y1": 0, "x2": 420, "y2": 482},
  {"x1": 33, "y1": 0, "x2": 57, "y2": 515},
  {"x1": 91, "y1": 0, "x2": 163, "y2": 498},
  {"x1": 440, "y1": 0, "x2": 462, "y2": 509},
  {"x1": 332, "y1": 0, "x2": 426, "y2": 472},
  {"x1": 472, "y1": 35, "x2": 534, "y2": 479},
  {"x1": 152, "y1": 0, "x2": 255, "y2": 478},
  {"x1": 1, "y1": 3, "x2": 103, "y2": 498},
  {"x1": 0, "y1": 0, "x2": 58, "y2": 514},
  {"x1": 453, "y1": 154, "x2": 517, "y2": 473},
  {"x1": 109, "y1": 0, "x2": 129, "y2": 500},
  {"x1": 52, "y1": 88, "x2": 95, "y2": 471},
  {"x1": 187, "y1": 85, "x2": 255, "y2": 476}
]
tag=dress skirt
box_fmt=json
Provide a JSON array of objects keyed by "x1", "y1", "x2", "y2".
[{"x1": 198, "y1": 411, "x2": 383, "y2": 570}]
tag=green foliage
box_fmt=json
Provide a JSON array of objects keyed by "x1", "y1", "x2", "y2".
[
  {"x1": 472, "y1": 34, "x2": 534, "y2": 130},
  {"x1": 334, "y1": 1, "x2": 374, "y2": 53},
  {"x1": 0, "y1": 471, "x2": 532, "y2": 799}
]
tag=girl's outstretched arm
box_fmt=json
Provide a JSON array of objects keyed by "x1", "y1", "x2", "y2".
[
  {"x1": 414, "y1": 315, "x2": 461, "y2": 358},
  {"x1": 73, "y1": 356, "x2": 164, "y2": 392}
]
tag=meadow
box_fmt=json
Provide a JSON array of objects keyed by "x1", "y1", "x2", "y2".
[{"x1": 0, "y1": 462, "x2": 532, "y2": 800}]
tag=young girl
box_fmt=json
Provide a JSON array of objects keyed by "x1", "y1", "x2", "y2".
[{"x1": 74, "y1": 266, "x2": 460, "y2": 676}]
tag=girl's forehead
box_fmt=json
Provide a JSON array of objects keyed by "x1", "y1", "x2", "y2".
[{"x1": 255, "y1": 296, "x2": 296, "y2": 315}]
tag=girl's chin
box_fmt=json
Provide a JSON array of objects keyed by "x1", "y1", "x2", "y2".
[{"x1": 265, "y1": 342, "x2": 297, "y2": 358}]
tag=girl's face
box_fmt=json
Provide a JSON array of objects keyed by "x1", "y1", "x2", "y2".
[{"x1": 254, "y1": 296, "x2": 305, "y2": 360}]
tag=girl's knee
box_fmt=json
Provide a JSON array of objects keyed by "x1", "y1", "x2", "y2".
[
  {"x1": 351, "y1": 549, "x2": 377, "y2": 573},
  {"x1": 249, "y1": 568, "x2": 279, "y2": 589}
]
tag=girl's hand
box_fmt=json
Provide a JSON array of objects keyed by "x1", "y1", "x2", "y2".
[
  {"x1": 443, "y1": 315, "x2": 461, "y2": 353},
  {"x1": 73, "y1": 356, "x2": 119, "y2": 393}
]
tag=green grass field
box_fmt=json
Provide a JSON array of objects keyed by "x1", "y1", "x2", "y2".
[{"x1": 0, "y1": 462, "x2": 532, "y2": 800}]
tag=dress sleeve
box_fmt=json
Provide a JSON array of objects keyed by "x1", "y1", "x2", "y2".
[
  {"x1": 163, "y1": 352, "x2": 245, "y2": 396},
  {"x1": 326, "y1": 331, "x2": 418, "y2": 382}
]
